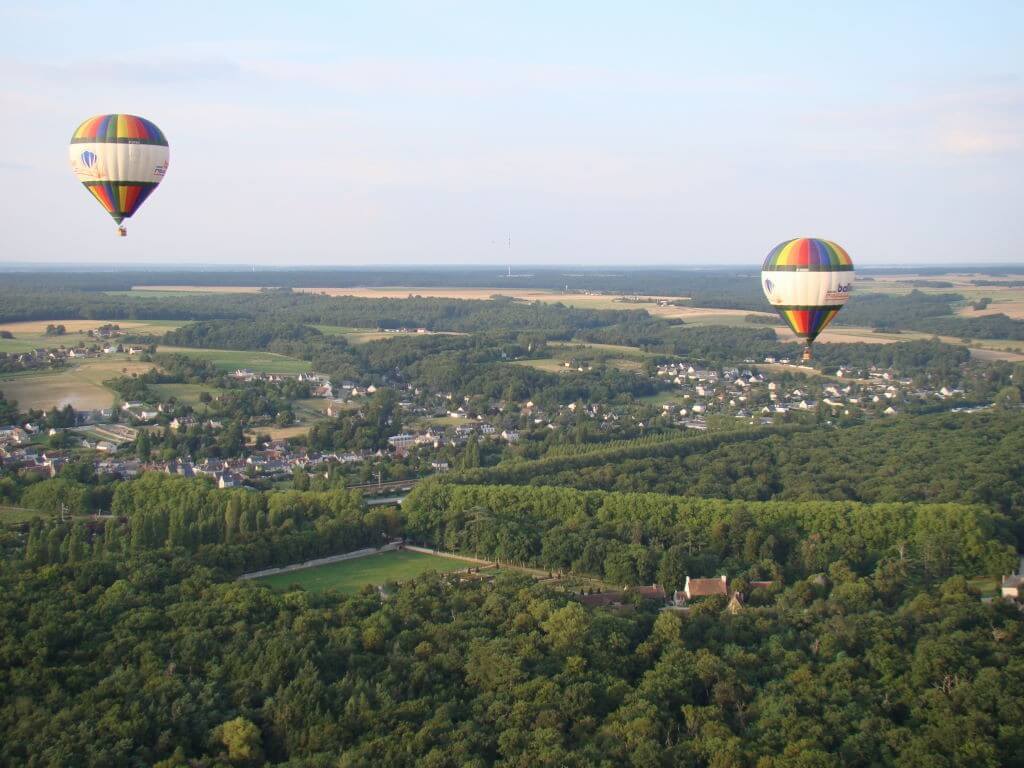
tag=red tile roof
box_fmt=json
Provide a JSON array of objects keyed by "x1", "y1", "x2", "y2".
[{"x1": 686, "y1": 576, "x2": 728, "y2": 598}]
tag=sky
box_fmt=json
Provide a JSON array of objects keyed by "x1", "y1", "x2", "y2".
[{"x1": 0, "y1": 1, "x2": 1022, "y2": 267}]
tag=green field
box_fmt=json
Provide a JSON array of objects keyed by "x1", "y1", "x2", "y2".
[
  {"x1": 638, "y1": 390, "x2": 689, "y2": 407},
  {"x1": 156, "y1": 346, "x2": 312, "y2": 374},
  {"x1": 512, "y1": 357, "x2": 577, "y2": 373},
  {"x1": 0, "y1": 356, "x2": 155, "y2": 411},
  {"x1": 257, "y1": 550, "x2": 477, "y2": 593},
  {"x1": 549, "y1": 340, "x2": 649, "y2": 356},
  {"x1": 0, "y1": 505, "x2": 48, "y2": 526},
  {"x1": 150, "y1": 383, "x2": 218, "y2": 405}
]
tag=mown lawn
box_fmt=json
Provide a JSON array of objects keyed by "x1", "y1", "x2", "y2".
[{"x1": 257, "y1": 550, "x2": 476, "y2": 593}]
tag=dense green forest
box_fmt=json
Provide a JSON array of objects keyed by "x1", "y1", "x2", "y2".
[
  {"x1": 449, "y1": 411, "x2": 1024, "y2": 524},
  {"x1": 403, "y1": 482, "x2": 1016, "y2": 585},
  {"x1": 2, "y1": 552, "x2": 1022, "y2": 766}
]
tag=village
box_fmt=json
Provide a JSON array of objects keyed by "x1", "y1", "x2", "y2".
[{"x1": 0, "y1": 347, "x2": 989, "y2": 496}]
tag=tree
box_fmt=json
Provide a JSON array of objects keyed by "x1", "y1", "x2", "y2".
[
  {"x1": 136, "y1": 430, "x2": 152, "y2": 460},
  {"x1": 994, "y1": 385, "x2": 1021, "y2": 410},
  {"x1": 215, "y1": 716, "x2": 263, "y2": 765},
  {"x1": 540, "y1": 603, "x2": 590, "y2": 653}
]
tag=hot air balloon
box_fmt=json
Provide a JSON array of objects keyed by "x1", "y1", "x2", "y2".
[
  {"x1": 68, "y1": 114, "x2": 169, "y2": 236},
  {"x1": 761, "y1": 238, "x2": 855, "y2": 361}
]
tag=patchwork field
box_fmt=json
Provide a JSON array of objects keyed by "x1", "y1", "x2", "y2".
[
  {"x1": 773, "y1": 325, "x2": 1024, "y2": 361},
  {"x1": 131, "y1": 285, "x2": 262, "y2": 294},
  {"x1": 0, "y1": 356, "x2": 155, "y2": 411},
  {"x1": 156, "y1": 346, "x2": 312, "y2": 374},
  {"x1": 257, "y1": 550, "x2": 477, "y2": 593},
  {"x1": 0, "y1": 319, "x2": 181, "y2": 353},
  {"x1": 859, "y1": 274, "x2": 1024, "y2": 319}
]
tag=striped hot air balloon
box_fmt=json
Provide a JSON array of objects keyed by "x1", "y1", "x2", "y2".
[
  {"x1": 761, "y1": 238, "x2": 855, "y2": 361},
  {"x1": 68, "y1": 114, "x2": 169, "y2": 236}
]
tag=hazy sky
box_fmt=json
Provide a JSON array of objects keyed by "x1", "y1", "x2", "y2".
[{"x1": 1, "y1": 1, "x2": 1022, "y2": 267}]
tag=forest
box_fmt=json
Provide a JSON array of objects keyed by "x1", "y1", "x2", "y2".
[
  {"x1": 447, "y1": 411, "x2": 1024, "y2": 526},
  {"x1": 2, "y1": 548, "x2": 1022, "y2": 766}
]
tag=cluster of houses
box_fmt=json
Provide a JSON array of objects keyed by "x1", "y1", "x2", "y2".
[
  {"x1": 9, "y1": 344, "x2": 146, "y2": 370},
  {"x1": 652, "y1": 360, "x2": 969, "y2": 426},
  {"x1": 577, "y1": 574, "x2": 776, "y2": 613},
  {"x1": 161, "y1": 442, "x2": 381, "y2": 488}
]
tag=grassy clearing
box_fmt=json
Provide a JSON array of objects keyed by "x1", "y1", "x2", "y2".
[
  {"x1": 150, "y1": 383, "x2": 217, "y2": 406},
  {"x1": 968, "y1": 577, "x2": 999, "y2": 598},
  {"x1": 0, "y1": 356, "x2": 155, "y2": 411},
  {"x1": 0, "y1": 505, "x2": 48, "y2": 526},
  {"x1": 257, "y1": 550, "x2": 477, "y2": 593},
  {"x1": 245, "y1": 425, "x2": 311, "y2": 443},
  {"x1": 156, "y1": 346, "x2": 311, "y2": 374},
  {"x1": 512, "y1": 358, "x2": 576, "y2": 373},
  {"x1": 418, "y1": 415, "x2": 474, "y2": 427},
  {"x1": 549, "y1": 340, "x2": 653, "y2": 358},
  {"x1": 638, "y1": 391, "x2": 689, "y2": 407}
]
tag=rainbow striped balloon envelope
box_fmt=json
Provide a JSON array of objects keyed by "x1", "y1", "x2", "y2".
[
  {"x1": 68, "y1": 114, "x2": 169, "y2": 236},
  {"x1": 761, "y1": 238, "x2": 855, "y2": 359}
]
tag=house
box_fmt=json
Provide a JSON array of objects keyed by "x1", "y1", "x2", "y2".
[
  {"x1": 430, "y1": 461, "x2": 450, "y2": 472},
  {"x1": 216, "y1": 472, "x2": 239, "y2": 489},
  {"x1": 387, "y1": 433, "x2": 417, "y2": 451},
  {"x1": 578, "y1": 591, "x2": 626, "y2": 608},
  {"x1": 1001, "y1": 575, "x2": 1024, "y2": 601},
  {"x1": 725, "y1": 592, "x2": 744, "y2": 614},
  {"x1": 632, "y1": 584, "x2": 667, "y2": 601},
  {"x1": 326, "y1": 400, "x2": 349, "y2": 417},
  {"x1": 676, "y1": 575, "x2": 729, "y2": 604}
]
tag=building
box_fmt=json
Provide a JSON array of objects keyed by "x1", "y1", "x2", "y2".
[
  {"x1": 387, "y1": 433, "x2": 417, "y2": 451},
  {"x1": 1001, "y1": 574, "x2": 1024, "y2": 601},
  {"x1": 676, "y1": 575, "x2": 729, "y2": 604}
]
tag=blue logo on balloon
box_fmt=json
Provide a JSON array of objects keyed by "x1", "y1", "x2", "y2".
[
  {"x1": 80, "y1": 150, "x2": 97, "y2": 167},
  {"x1": 764, "y1": 279, "x2": 774, "y2": 295}
]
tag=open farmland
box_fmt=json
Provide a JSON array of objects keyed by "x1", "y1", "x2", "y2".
[
  {"x1": 859, "y1": 273, "x2": 1024, "y2": 319},
  {"x1": 156, "y1": 346, "x2": 311, "y2": 374},
  {"x1": 131, "y1": 285, "x2": 263, "y2": 294},
  {"x1": 257, "y1": 550, "x2": 478, "y2": 593},
  {"x1": 0, "y1": 356, "x2": 154, "y2": 411},
  {"x1": 0, "y1": 319, "x2": 181, "y2": 353}
]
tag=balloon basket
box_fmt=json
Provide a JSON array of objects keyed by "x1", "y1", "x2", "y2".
[
  {"x1": 801, "y1": 346, "x2": 812, "y2": 362},
  {"x1": 117, "y1": 227, "x2": 127, "y2": 237}
]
